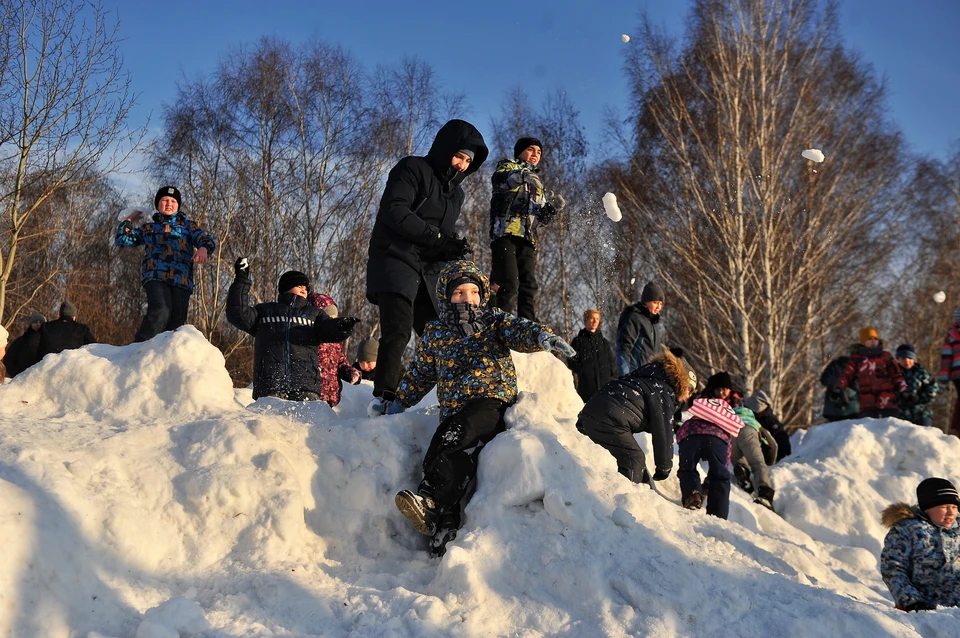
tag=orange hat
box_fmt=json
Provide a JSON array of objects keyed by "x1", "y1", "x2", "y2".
[{"x1": 858, "y1": 326, "x2": 879, "y2": 344}]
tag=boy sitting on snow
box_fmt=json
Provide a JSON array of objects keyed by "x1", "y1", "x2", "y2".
[
  {"x1": 379, "y1": 259, "x2": 575, "y2": 556},
  {"x1": 880, "y1": 477, "x2": 960, "y2": 611}
]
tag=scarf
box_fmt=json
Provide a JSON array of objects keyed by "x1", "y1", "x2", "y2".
[{"x1": 440, "y1": 302, "x2": 494, "y2": 337}]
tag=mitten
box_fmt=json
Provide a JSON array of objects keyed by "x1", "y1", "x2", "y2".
[
  {"x1": 539, "y1": 333, "x2": 576, "y2": 358},
  {"x1": 901, "y1": 600, "x2": 936, "y2": 612},
  {"x1": 898, "y1": 390, "x2": 917, "y2": 406},
  {"x1": 439, "y1": 234, "x2": 472, "y2": 261},
  {"x1": 538, "y1": 202, "x2": 558, "y2": 224},
  {"x1": 336, "y1": 317, "x2": 360, "y2": 338},
  {"x1": 234, "y1": 256, "x2": 250, "y2": 278}
]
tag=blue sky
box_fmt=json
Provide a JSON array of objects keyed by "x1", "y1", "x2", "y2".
[{"x1": 105, "y1": 0, "x2": 958, "y2": 162}]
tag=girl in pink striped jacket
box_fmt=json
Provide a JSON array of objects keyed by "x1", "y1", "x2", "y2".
[{"x1": 676, "y1": 372, "x2": 745, "y2": 518}]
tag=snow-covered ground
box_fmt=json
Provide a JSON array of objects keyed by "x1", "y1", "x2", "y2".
[{"x1": 0, "y1": 326, "x2": 957, "y2": 637}]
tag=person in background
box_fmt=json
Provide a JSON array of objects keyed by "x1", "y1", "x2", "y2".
[
  {"x1": 616, "y1": 281, "x2": 665, "y2": 376},
  {"x1": 115, "y1": 186, "x2": 217, "y2": 342},
  {"x1": 832, "y1": 326, "x2": 909, "y2": 419},
  {"x1": 306, "y1": 293, "x2": 363, "y2": 408},
  {"x1": 35, "y1": 302, "x2": 96, "y2": 361},
  {"x1": 576, "y1": 347, "x2": 696, "y2": 485},
  {"x1": 366, "y1": 120, "x2": 488, "y2": 415},
  {"x1": 227, "y1": 259, "x2": 359, "y2": 401},
  {"x1": 353, "y1": 338, "x2": 379, "y2": 382},
  {"x1": 488, "y1": 136, "x2": 563, "y2": 320},
  {"x1": 880, "y1": 477, "x2": 960, "y2": 611},
  {"x1": 730, "y1": 392, "x2": 777, "y2": 511},
  {"x1": 0, "y1": 323, "x2": 7, "y2": 382},
  {"x1": 820, "y1": 347, "x2": 860, "y2": 422},
  {"x1": 940, "y1": 307, "x2": 960, "y2": 436},
  {"x1": 743, "y1": 390, "x2": 791, "y2": 461},
  {"x1": 568, "y1": 309, "x2": 616, "y2": 403},
  {"x1": 2, "y1": 313, "x2": 45, "y2": 377},
  {"x1": 676, "y1": 372, "x2": 745, "y2": 519},
  {"x1": 894, "y1": 343, "x2": 938, "y2": 427}
]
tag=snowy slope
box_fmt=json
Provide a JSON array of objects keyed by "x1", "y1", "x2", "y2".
[{"x1": 0, "y1": 326, "x2": 958, "y2": 637}]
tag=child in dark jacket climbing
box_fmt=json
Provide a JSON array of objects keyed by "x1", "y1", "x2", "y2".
[
  {"x1": 384, "y1": 260, "x2": 575, "y2": 556},
  {"x1": 576, "y1": 348, "x2": 696, "y2": 485},
  {"x1": 676, "y1": 372, "x2": 745, "y2": 519},
  {"x1": 880, "y1": 477, "x2": 960, "y2": 611}
]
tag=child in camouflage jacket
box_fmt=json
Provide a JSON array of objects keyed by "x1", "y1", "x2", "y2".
[{"x1": 386, "y1": 259, "x2": 575, "y2": 555}]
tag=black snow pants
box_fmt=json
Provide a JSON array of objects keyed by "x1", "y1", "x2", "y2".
[
  {"x1": 490, "y1": 235, "x2": 538, "y2": 320},
  {"x1": 419, "y1": 398, "x2": 510, "y2": 526},
  {"x1": 576, "y1": 395, "x2": 649, "y2": 483}
]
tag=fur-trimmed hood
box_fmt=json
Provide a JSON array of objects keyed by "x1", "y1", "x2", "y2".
[
  {"x1": 651, "y1": 348, "x2": 696, "y2": 404},
  {"x1": 882, "y1": 502, "x2": 919, "y2": 528}
]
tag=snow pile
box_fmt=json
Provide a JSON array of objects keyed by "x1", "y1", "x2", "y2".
[
  {"x1": 0, "y1": 330, "x2": 958, "y2": 636},
  {"x1": 0, "y1": 326, "x2": 237, "y2": 420}
]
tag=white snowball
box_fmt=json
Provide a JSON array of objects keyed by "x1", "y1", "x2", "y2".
[
  {"x1": 117, "y1": 206, "x2": 147, "y2": 222},
  {"x1": 602, "y1": 192, "x2": 622, "y2": 222},
  {"x1": 934, "y1": 291, "x2": 946, "y2": 303},
  {"x1": 801, "y1": 149, "x2": 825, "y2": 163},
  {"x1": 621, "y1": 34, "x2": 630, "y2": 43},
  {"x1": 630, "y1": 277, "x2": 636, "y2": 285}
]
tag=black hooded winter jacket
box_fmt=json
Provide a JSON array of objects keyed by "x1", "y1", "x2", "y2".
[{"x1": 366, "y1": 119, "x2": 488, "y2": 305}]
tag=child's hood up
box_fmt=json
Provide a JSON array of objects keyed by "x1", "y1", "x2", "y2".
[{"x1": 436, "y1": 260, "x2": 491, "y2": 307}]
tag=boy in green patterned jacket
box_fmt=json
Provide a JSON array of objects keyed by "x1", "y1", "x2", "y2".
[{"x1": 383, "y1": 259, "x2": 575, "y2": 555}]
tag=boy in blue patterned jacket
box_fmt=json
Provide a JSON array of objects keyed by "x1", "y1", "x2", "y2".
[
  {"x1": 385, "y1": 259, "x2": 575, "y2": 555},
  {"x1": 115, "y1": 186, "x2": 216, "y2": 342},
  {"x1": 894, "y1": 344, "x2": 938, "y2": 427},
  {"x1": 880, "y1": 477, "x2": 960, "y2": 611}
]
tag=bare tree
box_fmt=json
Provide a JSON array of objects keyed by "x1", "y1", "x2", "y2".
[
  {"x1": 609, "y1": 0, "x2": 905, "y2": 423},
  {"x1": 0, "y1": 0, "x2": 142, "y2": 323}
]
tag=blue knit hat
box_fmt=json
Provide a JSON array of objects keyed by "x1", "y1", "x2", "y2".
[{"x1": 895, "y1": 344, "x2": 916, "y2": 360}]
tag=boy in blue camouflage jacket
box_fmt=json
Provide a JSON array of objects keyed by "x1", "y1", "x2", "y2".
[
  {"x1": 880, "y1": 477, "x2": 960, "y2": 611},
  {"x1": 384, "y1": 259, "x2": 575, "y2": 555},
  {"x1": 894, "y1": 344, "x2": 938, "y2": 427},
  {"x1": 115, "y1": 186, "x2": 216, "y2": 342}
]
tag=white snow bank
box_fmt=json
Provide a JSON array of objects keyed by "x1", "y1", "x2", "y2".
[
  {"x1": 0, "y1": 325, "x2": 237, "y2": 420},
  {"x1": 0, "y1": 335, "x2": 958, "y2": 637}
]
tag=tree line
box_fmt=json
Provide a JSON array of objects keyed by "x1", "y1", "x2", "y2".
[{"x1": 2, "y1": 0, "x2": 958, "y2": 428}]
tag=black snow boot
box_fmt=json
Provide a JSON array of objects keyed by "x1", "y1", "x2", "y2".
[
  {"x1": 734, "y1": 464, "x2": 754, "y2": 494},
  {"x1": 754, "y1": 485, "x2": 775, "y2": 512},
  {"x1": 395, "y1": 490, "x2": 439, "y2": 536},
  {"x1": 429, "y1": 508, "x2": 462, "y2": 557}
]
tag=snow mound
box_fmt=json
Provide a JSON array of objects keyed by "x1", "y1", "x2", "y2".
[
  {"x1": 1, "y1": 340, "x2": 958, "y2": 636},
  {"x1": 0, "y1": 326, "x2": 237, "y2": 420}
]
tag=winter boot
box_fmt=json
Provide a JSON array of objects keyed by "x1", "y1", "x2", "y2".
[
  {"x1": 682, "y1": 491, "x2": 703, "y2": 510},
  {"x1": 754, "y1": 485, "x2": 775, "y2": 512},
  {"x1": 428, "y1": 508, "x2": 462, "y2": 557},
  {"x1": 734, "y1": 464, "x2": 754, "y2": 494},
  {"x1": 395, "y1": 489, "x2": 439, "y2": 536}
]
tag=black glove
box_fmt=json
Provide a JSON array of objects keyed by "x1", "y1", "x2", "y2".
[
  {"x1": 336, "y1": 317, "x2": 360, "y2": 337},
  {"x1": 538, "y1": 202, "x2": 558, "y2": 225},
  {"x1": 437, "y1": 233, "x2": 472, "y2": 261},
  {"x1": 652, "y1": 468, "x2": 671, "y2": 481},
  {"x1": 234, "y1": 256, "x2": 250, "y2": 278},
  {"x1": 898, "y1": 391, "x2": 917, "y2": 407},
  {"x1": 901, "y1": 600, "x2": 936, "y2": 612},
  {"x1": 828, "y1": 387, "x2": 849, "y2": 405}
]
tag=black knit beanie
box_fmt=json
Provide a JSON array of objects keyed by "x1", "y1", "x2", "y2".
[
  {"x1": 640, "y1": 281, "x2": 665, "y2": 303},
  {"x1": 445, "y1": 273, "x2": 484, "y2": 300},
  {"x1": 277, "y1": 270, "x2": 310, "y2": 294},
  {"x1": 917, "y1": 477, "x2": 960, "y2": 511},
  {"x1": 155, "y1": 186, "x2": 182, "y2": 210},
  {"x1": 705, "y1": 371, "x2": 734, "y2": 392},
  {"x1": 514, "y1": 136, "x2": 542, "y2": 159}
]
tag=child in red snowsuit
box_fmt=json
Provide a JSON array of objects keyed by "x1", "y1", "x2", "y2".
[{"x1": 307, "y1": 293, "x2": 362, "y2": 407}]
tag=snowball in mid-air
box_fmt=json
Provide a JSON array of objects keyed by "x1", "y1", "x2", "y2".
[
  {"x1": 602, "y1": 193, "x2": 622, "y2": 222},
  {"x1": 118, "y1": 206, "x2": 147, "y2": 222},
  {"x1": 621, "y1": 34, "x2": 630, "y2": 43},
  {"x1": 934, "y1": 291, "x2": 946, "y2": 304},
  {"x1": 801, "y1": 149, "x2": 825, "y2": 163},
  {"x1": 630, "y1": 277, "x2": 636, "y2": 285}
]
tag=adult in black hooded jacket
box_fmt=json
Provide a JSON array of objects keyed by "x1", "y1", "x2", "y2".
[
  {"x1": 227, "y1": 266, "x2": 357, "y2": 401},
  {"x1": 366, "y1": 119, "x2": 488, "y2": 401},
  {"x1": 577, "y1": 349, "x2": 696, "y2": 484},
  {"x1": 35, "y1": 302, "x2": 96, "y2": 361}
]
